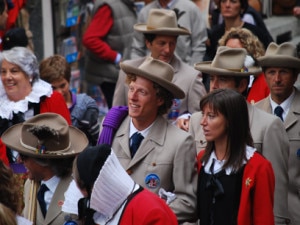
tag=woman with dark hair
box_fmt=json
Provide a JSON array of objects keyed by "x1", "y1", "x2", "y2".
[{"x1": 197, "y1": 88, "x2": 275, "y2": 225}]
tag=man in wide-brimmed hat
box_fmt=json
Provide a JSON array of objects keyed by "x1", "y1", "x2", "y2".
[
  {"x1": 2, "y1": 113, "x2": 89, "y2": 225},
  {"x1": 130, "y1": 0, "x2": 207, "y2": 66},
  {"x1": 256, "y1": 42, "x2": 300, "y2": 225},
  {"x1": 113, "y1": 8, "x2": 206, "y2": 125},
  {"x1": 188, "y1": 46, "x2": 290, "y2": 224},
  {"x1": 105, "y1": 56, "x2": 197, "y2": 223}
]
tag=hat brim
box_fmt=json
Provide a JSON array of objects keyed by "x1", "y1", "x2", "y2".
[
  {"x1": 1, "y1": 123, "x2": 88, "y2": 158},
  {"x1": 257, "y1": 56, "x2": 300, "y2": 70},
  {"x1": 134, "y1": 24, "x2": 191, "y2": 36},
  {"x1": 194, "y1": 61, "x2": 262, "y2": 76},
  {"x1": 120, "y1": 62, "x2": 185, "y2": 99}
]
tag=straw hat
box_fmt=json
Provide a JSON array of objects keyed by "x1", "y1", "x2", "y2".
[
  {"x1": 134, "y1": 8, "x2": 190, "y2": 36},
  {"x1": 194, "y1": 46, "x2": 262, "y2": 76},
  {"x1": 1, "y1": 113, "x2": 88, "y2": 158},
  {"x1": 120, "y1": 57, "x2": 185, "y2": 99},
  {"x1": 257, "y1": 42, "x2": 300, "y2": 70}
]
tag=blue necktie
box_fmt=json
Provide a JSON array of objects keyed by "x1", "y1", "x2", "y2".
[
  {"x1": 274, "y1": 106, "x2": 284, "y2": 121},
  {"x1": 38, "y1": 184, "x2": 49, "y2": 217},
  {"x1": 130, "y1": 132, "x2": 144, "y2": 157}
]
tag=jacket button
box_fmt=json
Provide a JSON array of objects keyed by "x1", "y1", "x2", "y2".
[{"x1": 126, "y1": 169, "x2": 133, "y2": 175}]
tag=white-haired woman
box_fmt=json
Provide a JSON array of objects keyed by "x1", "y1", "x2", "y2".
[{"x1": 0, "y1": 47, "x2": 71, "y2": 164}]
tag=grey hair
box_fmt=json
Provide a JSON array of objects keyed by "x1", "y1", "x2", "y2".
[{"x1": 0, "y1": 47, "x2": 39, "y2": 83}]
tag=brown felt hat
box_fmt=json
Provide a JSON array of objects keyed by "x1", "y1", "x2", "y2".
[
  {"x1": 257, "y1": 42, "x2": 300, "y2": 70},
  {"x1": 194, "y1": 46, "x2": 262, "y2": 76},
  {"x1": 1, "y1": 113, "x2": 88, "y2": 158},
  {"x1": 134, "y1": 8, "x2": 190, "y2": 36},
  {"x1": 120, "y1": 56, "x2": 185, "y2": 99}
]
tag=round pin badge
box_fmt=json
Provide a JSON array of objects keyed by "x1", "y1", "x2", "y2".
[{"x1": 145, "y1": 173, "x2": 160, "y2": 189}]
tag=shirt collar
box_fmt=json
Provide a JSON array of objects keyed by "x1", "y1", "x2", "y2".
[
  {"x1": 203, "y1": 145, "x2": 256, "y2": 175},
  {"x1": 270, "y1": 88, "x2": 295, "y2": 121},
  {"x1": 41, "y1": 175, "x2": 60, "y2": 194},
  {"x1": 129, "y1": 118, "x2": 153, "y2": 138}
]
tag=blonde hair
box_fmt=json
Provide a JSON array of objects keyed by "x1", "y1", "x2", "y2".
[
  {"x1": 0, "y1": 203, "x2": 17, "y2": 225},
  {"x1": 219, "y1": 27, "x2": 265, "y2": 59}
]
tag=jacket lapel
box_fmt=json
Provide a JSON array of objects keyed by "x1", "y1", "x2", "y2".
[
  {"x1": 284, "y1": 90, "x2": 300, "y2": 130},
  {"x1": 44, "y1": 176, "x2": 72, "y2": 224},
  {"x1": 115, "y1": 116, "x2": 167, "y2": 169},
  {"x1": 129, "y1": 116, "x2": 167, "y2": 167},
  {"x1": 115, "y1": 116, "x2": 132, "y2": 159}
]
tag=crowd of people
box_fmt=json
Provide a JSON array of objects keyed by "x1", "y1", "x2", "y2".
[{"x1": 0, "y1": 0, "x2": 300, "y2": 225}]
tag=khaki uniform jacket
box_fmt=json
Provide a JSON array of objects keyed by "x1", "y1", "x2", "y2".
[
  {"x1": 189, "y1": 103, "x2": 290, "y2": 225},
  {"x1": 111, "y1": 115, "x2": 198, "y2": 223},
  {"x1": 256, "y1": 89, "x2": 300, "y2": 225},
  {"x1": 112, "y1": 56, "x2": 207, "y2": 116},
  {"x1": 23, "y1": 176, "x2": 75, "y2": 225}
]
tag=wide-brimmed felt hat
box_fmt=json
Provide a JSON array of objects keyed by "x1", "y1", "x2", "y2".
[
  {"x1": 257, "y1": 42, "x2": 300, "y2": 70},
  {"x1": 194, "y1": 46, "x2": 262, "y2": 76},
  {"x1": 1, "y1": 113, "x2": 88, "y2": 158},
  {"x1": 134, "y1": 8, "x2": 190, "y2": 36},
  {"x1": 120, "y1": 57, "x2": 185, "y2": 99}
]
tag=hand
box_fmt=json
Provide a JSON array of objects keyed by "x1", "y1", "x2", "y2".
[
  {"x1": 175, "y1": 117, "x2": 190, "y2": 132},
  {"x1": 293, "y1": 6, "x2": 300, "y2": 18}
]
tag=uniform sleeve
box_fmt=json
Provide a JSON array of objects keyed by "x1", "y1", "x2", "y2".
[
  {"x1": 261, "y1": 117, "x2": 290, "y2": 223},
  {"x1": 40, "y1": 91, "x2": 71, "y2": 125},
  {"x1": 168, "y1": 134, "x2": 198, "y2": 223},
  {"x1": 187, "y1": 72, "x2": 207, "y2": 113}
]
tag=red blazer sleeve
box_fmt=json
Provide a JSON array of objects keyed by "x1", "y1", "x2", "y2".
[
  {"x1": 0, "y1": 138, "x2": 9, "y2": 166},
  {"x1": 197, "y1": 150, "x2": 205, "y2": 173},
  {"x1": 238, "y1": 153, "x2": 275, "y2": 225},
  {"x1": 40, "y1": 91, "x2": 71, "y2": 125}
]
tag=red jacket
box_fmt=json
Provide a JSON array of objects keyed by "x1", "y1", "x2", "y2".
[
  {"x1": 247, "y1": 73, "x2": 270, "y2": 104},
  {"x1": 197, "y1": 151, "x2": 275, "y2": 225},
  {"x1": 118, "y1": 189, "x2": 178, "y2": 225}
]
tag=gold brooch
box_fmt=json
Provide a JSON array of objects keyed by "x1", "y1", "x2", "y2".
[{"x1": 245, "y1": 177, "x2": 252, "y2": 187}]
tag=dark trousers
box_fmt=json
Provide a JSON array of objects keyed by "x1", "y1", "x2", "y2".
[{"x1": 100, "y1": 82, "x2": 116, "y2": 109}]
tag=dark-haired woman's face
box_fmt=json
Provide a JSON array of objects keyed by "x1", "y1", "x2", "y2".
[
  {"x1": 220, "y1": 0, "x2": 242, "y2": 19},
  {"x1": 200, "y1": 104, "x2": 227, "y2": 144}
]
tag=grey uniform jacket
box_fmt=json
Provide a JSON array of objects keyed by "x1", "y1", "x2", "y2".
[
  {"x1": 23, "y1": 176, "x2": 74, "y2": 225},
  {"x1": 130, "y1": 0, "x2": 207, "y2": 65},
  {"x1": 256, "y1": 89, "x2": 300, "y2": 225},
  {"x1": 113, "y1": 56, "x2": 207, "y2": 117},
  {"x1": 111, "y1": 115, "x2": 198, "y2": 223},
  {"x1": 189, "y1": 103, "x2": 290, "y2": 225}
]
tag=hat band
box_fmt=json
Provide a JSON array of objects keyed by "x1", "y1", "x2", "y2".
[
  {"x1": 20, "y1": 138, "x2": 72, "y2": 155},
  {"x1": 227, "y1": 67, "x2": 249, "y2": 73},
  {"x1": 146, "y1": 25, "x2": 159, "y2": 30}
]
